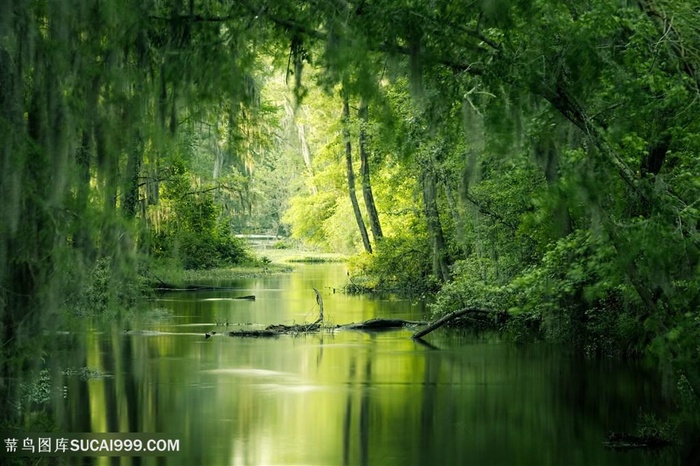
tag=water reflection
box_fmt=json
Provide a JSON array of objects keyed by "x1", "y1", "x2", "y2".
[{"x1": 53, "y1": 264, "x2": 680, "y2": 465}]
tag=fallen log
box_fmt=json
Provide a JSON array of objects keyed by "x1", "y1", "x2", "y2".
[
  {"x1": 220, "y1": 290, "x2": 430, "y2": 339},
  {"x1": 266, "y1": 323, "x2": 322, "y2": 333},
  {"x1": 155, "y1": 283, "x2": 254, "y2": 295},
  {"x1": 227, "y1": 288, "x2": 325, "y2": 338},
  {"x1": 412, "y1": 307, "x2": 508, "y2": 339},
  {"x1": 228, "y1": 322, "x2": 322, "y2": 338},
  {"x1": 227, "y1": 329, "x2": 281, "y2": 338},
  {"x1": 234, "y1": 295, "x2": 256, "y2": 300},
  {"x1": 226, "y1": 318, "x2": 428, "y2": 338},
  {"x1": 341, "y1": 318, "x2": 427, "y2": 330}
]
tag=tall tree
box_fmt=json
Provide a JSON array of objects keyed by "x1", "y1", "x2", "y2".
[
  {"x1": 358, "y1": 98, "x2": 383, "y2": 244},
  {"x1": 343, "y1": 93, "x2": 372, "y2": 253},
  {"x1": 421, "y1": 161, "x2": 451, "y2": 282}
]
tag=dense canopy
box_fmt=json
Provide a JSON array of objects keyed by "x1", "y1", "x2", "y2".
[{"x1": 1, "y1": 0, "x2": 699, "y2": 435}]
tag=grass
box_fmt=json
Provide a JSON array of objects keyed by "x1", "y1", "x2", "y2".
[
  {"x1": 257, "y1": 248, "x2": 348, "y2": 264},
  {"x1": 145, "y1": 258, "x2": 292, "y2": 287},
  {"x1": 145, "y1": 247, "x2": 346, "y2": 288}
]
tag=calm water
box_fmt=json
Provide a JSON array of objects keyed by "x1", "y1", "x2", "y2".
[{"x1": 53, "y1": 264, "x2": 682, "y2": 465}]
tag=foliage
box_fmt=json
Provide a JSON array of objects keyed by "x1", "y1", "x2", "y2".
[
  {"x1": 147, "y1": 160, "x2": 251, "y2": 269},
  {"x1": 635, "y1": 412, "x2": 677, "y2": 444},
  {"x1": 264, "y1": 5, "x2": 700, "y2": 421},
  {"x1": 347, "y1": 235, "x2": 439, "y2": 295},
  {"x1": 3, "y1": 0, "x2": 700, "y2": 434},
  {"x1": 506, "y1": 230, "x2": 650, "y2": 355},
  {"x1": 430, "y1": 258, "x2": 515, "y2": 317},
  {"x1": 67, "y1": 257, "x2": 148, "y2": 318},
  {"x1": 156, "y1": 222, "x2": 250, "y2": 270}
]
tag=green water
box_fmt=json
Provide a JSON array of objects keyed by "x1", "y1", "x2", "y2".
[{"x1": 53, "y1": 264, "x2": 682, "y2": 465}]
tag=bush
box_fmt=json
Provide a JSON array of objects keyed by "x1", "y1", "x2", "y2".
[
  {"x1": 347, "y1": 235, "x2": 439, "y2": 295},
  {"x1": 215, "y1": 234, "x2": 249, "y2": 265},
  {"x1": 180, "y1": 233, "x2": 219, "y2": 269},
  {"x1": 502, "y1": 230, "x2": 655, "y2": 354},
  {"x1": 179, "y1": 231, "x2": 249, "y2": 270},
  {"x1": 428, "y1": 229, "x2": 658, "y2": 354},
  {"x1": 429, "y1": 257, "x2": 516, "y2": 318},
  {"x1": 68, "y1": 256, "x2": 147, "y2": 317},
  {"x1": 272, "y1": 239, "x2": 295, "y2": 249}
]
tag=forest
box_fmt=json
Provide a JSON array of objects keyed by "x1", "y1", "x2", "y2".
[{"x1": 1, "y1": 0, "x2": 699, "y2": 451}]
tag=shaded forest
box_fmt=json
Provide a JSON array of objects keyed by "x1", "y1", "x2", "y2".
[{"x1": 1, "y1": 0, "x2": 699, "y2": 439}]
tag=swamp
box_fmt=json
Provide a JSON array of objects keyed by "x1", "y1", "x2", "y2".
[{"x1": 1, "y1": 0, "x2": 699, "y2": 464}]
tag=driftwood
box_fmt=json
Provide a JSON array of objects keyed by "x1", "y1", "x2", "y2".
[
  {"x1": 312, "y1": 287, "x2": 324, "y2": 324},
  {"x1": 155, "y1": 283, "x2": 256, "y2": 297},
  {"x1": 225, "y1": 318, "x2": 428, "y2": 338},
  {"x1": 209, "y1": 290, "x2": 506, "y2": 340},
  {"x1": 412, "y1": 307, "x2": 508, "y2": 339},
  {"x1": 226, "y1": 329, "x2": 282, "y2": 338},
  {"x1": 222, "y1": 288, "x2": 423, "y2": 339},
  {"x1": 266, "y1": 322, "x2": 321, "y2": 333},
  {"x1": 341, "y1": 318, "x2": 427, "y2": 330},
  {"x1": 228, "y1": 322, "x2": 322, "y2": 337}
]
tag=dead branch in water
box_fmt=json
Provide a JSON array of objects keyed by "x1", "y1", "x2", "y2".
[
  {"x1": 313, "y1": 287, "x2": 323, "y2": 324},
  {"x1": 341, "y1": 318, "x2": 427, "y2": 330},
  {"x1": 219, "y1": 291, "x2": 505, "y2": 340},
  {"x1": 228, "y1": 323, "x2": 321, "y2": 337},
  {"x1": 227, "y1": 288, "x2": 324, "y2": 338},
  {"x1": 412, "y1": 307, "x2": 508, "y2": 339}
]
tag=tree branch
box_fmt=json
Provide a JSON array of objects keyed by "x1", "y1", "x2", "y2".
[
  {"x1": 637, "y1": 0, "x2": 700, "y2": 92},
  {"x1": 412, "y1": 307, "x2": 507, "y2": 339}
]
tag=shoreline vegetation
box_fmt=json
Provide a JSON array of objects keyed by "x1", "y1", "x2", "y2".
[
  {"x1": 2, "y1": 0, "x2": 699, "y2": 456},
  {"x1": 143, "y1": 246, "x2": 347, "y2": 289}
]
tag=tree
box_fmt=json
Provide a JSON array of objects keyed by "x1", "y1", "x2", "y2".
[
  {"x1": 343, "y1": 92, "x2": 373, "y2": 253},
  {"x1": 358, "y1": 98, "x2": 384, "y2": 244},
  {"x1": 2, "y1": 0, "x2": 699, "y2": 429},
  {"x1": 0, "y1": 0, "x2": 276, "y2": 423}
]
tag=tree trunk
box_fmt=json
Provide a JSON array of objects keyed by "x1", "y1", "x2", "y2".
[
  {"x1": 358, "y1": 99, "x2": 383, "y2": 244},
  {"x1": 122, "y1": 131, "x2": 143, "y2": 219},
  {"x1": 159, "y1": 66, "x2": 168, "y2": 131},
  {"x1": 73, "y1": 130, "x2": 95, "y2": 254},
  {"x1": 640, "y1": 134, "x2": 671, "y2": 179},
  {"x1": 94, "y1": 110, "x2": 118, "y2": 213},
  {"x1": 297, "y1": 123, "x2": 317, "y2": 194},
  {"x1": 420, "y1": 163, "x2": 450, "y2": 281},
  {"x1": 534, "y1": 133, "x2": 572, "y2": 236},
  {"x1": 343, "y1": 94, "x2": 372, "y2": 253}
]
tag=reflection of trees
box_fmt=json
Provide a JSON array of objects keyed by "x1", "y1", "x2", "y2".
[
  {"x1": 360, "y1": 357, "x2": 371, "y2": 466},
  {"x1": 341, "y1": 338, "x2": 373, "y2": 466},
  {"x1": 342, "y1": 356, "x2": 356, "y2": 465},
  {"x1": 51, "y1": 300, "x2": 669, "y2": 465},
  {"x1": 420, "y1": 350, "x2": 440, "y2": 466}
]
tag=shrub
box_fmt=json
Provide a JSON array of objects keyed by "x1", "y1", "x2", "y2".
[
  {"x1": 179, "y1": 231, "x2": 250, "y2": 270},
  {"x1": 347, "y1": 235, "x2": 439, "y2": 295},
  {"x1": 430, "y1": 257, "x2": 516, "y2": 318},
  {"x1": 505, "y1": 230, "x2": 654, "y2": 354},
  {"x1": 68, "y1": 256, "x2": 147, "y2": 317}
]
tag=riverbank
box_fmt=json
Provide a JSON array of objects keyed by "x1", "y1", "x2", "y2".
[
  {"x1": 145, "y1": 248, "x2": 347, "y2": 289},
  {"x1": 258, "y1": 247, "x2": 347, "y2": 264}
]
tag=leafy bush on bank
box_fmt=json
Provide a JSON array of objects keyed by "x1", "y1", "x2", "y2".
[{"x1": 346, "y1": 235, "x2": 440, "y2": 295}]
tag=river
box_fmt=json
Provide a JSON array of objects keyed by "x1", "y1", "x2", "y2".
[{"x1": 54, "y1": 263, "x2": 681, "y2": 465}]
